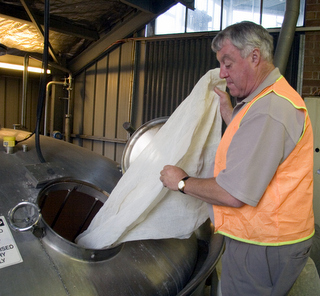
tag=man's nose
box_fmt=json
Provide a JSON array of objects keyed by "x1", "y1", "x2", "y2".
[{"x1": 219, "y1": 67, "x2": 228, "y2": 79}]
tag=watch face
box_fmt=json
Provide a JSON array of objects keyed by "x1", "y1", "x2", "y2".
[{"x1": 178, "y1": 180, "x2": 185, "y2": 190}]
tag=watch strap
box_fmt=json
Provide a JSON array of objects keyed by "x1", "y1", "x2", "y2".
[{"x1": 178, "y1": 176, "x2": 190, "y2": 194}]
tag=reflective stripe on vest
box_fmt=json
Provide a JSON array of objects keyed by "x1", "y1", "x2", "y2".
[{"x1": 213, "y1": 76, "x2": 314, "y2": 246}]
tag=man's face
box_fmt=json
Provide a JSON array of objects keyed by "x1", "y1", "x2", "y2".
[{"x1": 216, "y1": 39, "x2": 254, "y2": 99}]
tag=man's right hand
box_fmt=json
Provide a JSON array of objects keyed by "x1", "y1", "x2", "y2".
[{"x1": 214, "y1": 87, "x2": 233, "y2": 125}]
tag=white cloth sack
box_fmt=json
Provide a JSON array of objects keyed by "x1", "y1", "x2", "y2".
[{"x1": 76, "y1": 69, "x2": 226, "y2": 249}]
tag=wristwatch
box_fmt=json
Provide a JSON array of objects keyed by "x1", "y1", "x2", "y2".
[{"x1": 178, "y1": 176, "x2": 190, "y2": 194}]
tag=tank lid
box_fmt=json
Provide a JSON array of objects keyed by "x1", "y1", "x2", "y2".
[{"x1": 121, "y1": 117, "x2": 168, "y2": 173}]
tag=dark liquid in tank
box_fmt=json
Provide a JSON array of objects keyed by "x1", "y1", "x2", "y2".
[{"x1": 39, "y1": 189, "x2": 103, "y2": 242}]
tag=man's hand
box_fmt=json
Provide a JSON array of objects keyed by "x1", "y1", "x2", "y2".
[
  {"x1": 160, "y1": 165, "x2": 188, "y2": 191},
  {"x1": 160, "y1": 165, "x2": 244, "y2": 207},
  {"x1": 214, "y1": 87, "x2": 233, "y2": 125}
]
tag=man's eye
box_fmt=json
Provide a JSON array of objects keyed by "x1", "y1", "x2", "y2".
[{"x1": 225, "y1": 64, "x2": 231, "y2": 69}]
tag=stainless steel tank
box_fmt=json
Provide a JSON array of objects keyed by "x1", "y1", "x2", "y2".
[{"x1": 0, "y1": 128, "x2": 223, "y2": 296}]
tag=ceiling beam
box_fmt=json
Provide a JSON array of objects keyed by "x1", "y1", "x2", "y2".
[
  {"x1": 178, "y1": 0, "x2": 195, "y2": 10},
  {"x1": 20, "y1": 0, "x2": 59, "y2": 63},
  {"x1": 120, "y1": 0, "x2": 194, "y2": 13},
  {"x1": 68, "y1": 10, "x2": 156, "y2": 74},
  {"x1": 69, "y1": 0, "x2": 188, "y2": 73},
  {"x1": 120, "y1": 0, "x2": 175, "y2": 14},
  {"x1": 0, "y1": 2, "x2": 99, "y2": 41}
]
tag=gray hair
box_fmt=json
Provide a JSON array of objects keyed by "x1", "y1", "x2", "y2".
[{"x1": 211, "y1": 21, "x2": 274, "y2": 63}]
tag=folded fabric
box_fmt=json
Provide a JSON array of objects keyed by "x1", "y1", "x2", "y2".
[{"x1": 76, "y1": 68, "x2": 226, "y2": 249}]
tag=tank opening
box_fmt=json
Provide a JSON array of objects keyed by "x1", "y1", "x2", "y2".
[{"x1": 38, "y1": 180, "x2": 105, "y2": 243}]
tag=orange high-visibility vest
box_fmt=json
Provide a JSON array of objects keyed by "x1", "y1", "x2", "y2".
[{"x1": 213, "y1": 76, "x2": 314, "y2": 246}]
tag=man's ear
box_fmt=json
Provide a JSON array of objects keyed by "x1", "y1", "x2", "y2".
[{"x1": 251, "y1": 48, "x2": 261, "y2": 65}]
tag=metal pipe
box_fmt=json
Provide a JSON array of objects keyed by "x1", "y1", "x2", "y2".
[
  {"x1": 44, "y1": 73, "x2": 72, "y2": 140},
  {"x1": 273, "y1": 0, "x2": 300, "y2": 74},
  {"x1": 127, "y1": 40, "x2": 136, "y2": 133},
  {"x1": 64, "y1": 73, "x2": 72, "y2": 142},
  {"x1": 21, "y1": 54, "x2": 72, "y2": 132},
  {"x1": 66, "y1": 74, "x2": 72, "y2": 115},
  {"x1": 35, "y1": 0, "x2": 50, "y2": 163},
  {"x1": 64, "y1": 114, "x2": 71, "y2": 142},
  {"x1": 21, "y1": 54, "x2": 29, "y2": 128},
  {"x1": 44, "y1": 80, "x2": 66, "y2": 136}
]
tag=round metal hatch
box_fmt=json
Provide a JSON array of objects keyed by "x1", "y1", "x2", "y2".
[
  {"x1": 37, "y1": 178, "x2": 122, "y2": 261},
  {"x1": 121, "y1": 117, "x2": 168, "y2": 173}
]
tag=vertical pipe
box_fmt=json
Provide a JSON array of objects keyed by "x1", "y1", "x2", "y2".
[
  {"x1": 35, "y1": 0, "x2": 50, "y2": 163},
  {"x1": 260, "y1": 0, "x2": 264, "y2": 25},
  {"x1": 44, "y1": 73, "x2": 72, "y2": 140},
  {"x1": 128, "y1": 40, "x2": 136, "y2": 124},
  {"x1": 65, "y1": 74, "x2": 72, "y2": 142},
  {"x1": 21, "y1": 54, "x2": 29, "y2": 128},
  {"x1": 220, "y1": 0, "x2": 224, "y2": 30},
  {"x1": 44, "y1": 81, "x2": 65, "y2": 136},
  {"x1": 273, "y1": 0, "x2": 300, "y2": 75},
  {"x1": 64, "y1": 114, "x2": 71, "y2": 142}
]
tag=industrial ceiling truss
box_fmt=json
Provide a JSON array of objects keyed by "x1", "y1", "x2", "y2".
[{"x1": 0, "y1": 0, "x2": 194, "y2": 70}]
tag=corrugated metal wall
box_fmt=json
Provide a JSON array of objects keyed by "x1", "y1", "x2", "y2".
[
  {"x1": 142, "y1": 37, "x2": 219, "y2": 122},
  {"x1": 0, "y1": 75, "x2": 39, "y2": 131},
  {"x1": 72, "y1": 42, "x2": 135, "y2": 163},
  {"x1": 71, "y1": 36, "x2": 220, "y2": 162}
]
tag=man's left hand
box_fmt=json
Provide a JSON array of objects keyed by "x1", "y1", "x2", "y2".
[{"x1": 160, "y1": 165, "x2": 188, "y2": 191}]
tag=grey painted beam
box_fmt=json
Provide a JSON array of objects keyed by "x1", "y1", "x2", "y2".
[{"x1": 68, "y1": 10, "x2": 156, "y2": 74}]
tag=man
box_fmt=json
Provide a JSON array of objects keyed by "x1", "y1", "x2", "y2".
[{"x1": 160, "y1": 21, "x2": 314, "y2": 295}]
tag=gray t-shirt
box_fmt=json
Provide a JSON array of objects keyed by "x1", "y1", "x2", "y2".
[{"x1": 215, "y1": 68, "x2": 305, "y2": 207}]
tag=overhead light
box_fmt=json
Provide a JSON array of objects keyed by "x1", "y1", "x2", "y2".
[{"x1": 0, "y1": 62, "x2": 51, "y2": 74}]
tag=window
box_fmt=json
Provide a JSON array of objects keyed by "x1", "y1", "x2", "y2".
[{"x1": 146, "y1": 0, "x2": 305, "y2": 36}]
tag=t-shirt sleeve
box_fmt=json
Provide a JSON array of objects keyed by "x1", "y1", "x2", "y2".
[{"x1": 215, "y1": 94, "x2": 305, "y2": 207}]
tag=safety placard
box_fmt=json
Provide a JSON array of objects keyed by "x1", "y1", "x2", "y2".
[{"x1": 0, "y1": 216, "x2": 23, "y2": 269}]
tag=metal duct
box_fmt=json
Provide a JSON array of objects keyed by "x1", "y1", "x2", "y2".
[{"x1": 273, "y1": 0, "x2": 300, "y2": 75}]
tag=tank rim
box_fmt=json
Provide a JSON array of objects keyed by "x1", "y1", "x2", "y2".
[{"x1": 37, "y1": 177, "x2": 123, "y2": 262}]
